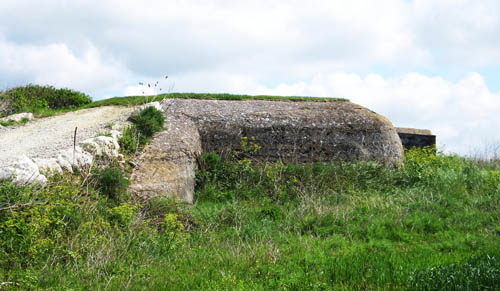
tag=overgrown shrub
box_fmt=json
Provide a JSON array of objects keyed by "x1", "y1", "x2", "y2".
[
  {"x1": 129, "y1": 106, "x2": 165, "y2": 138},
  {"x1": 119, "y1": 106, "x2": 165, "y2": 154},
  {"x1": 118, "y1": 126, "x2": 139, "y2": 154},
  {"x1": 0, "y1": 84, "x2": 91, "y2": 116},
  {"x1": 94, "y1": 167, "x2": 129, "y2": 204},
  {"x1": 108, "y1": 203, "x2": 137, "y2": 227},
  {"x1": 0, "y1": 179, "x2": 84, "y2": 268}
]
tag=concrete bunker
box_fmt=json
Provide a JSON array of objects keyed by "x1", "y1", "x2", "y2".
[{"x1": 129, "y1": 99, "x2": 405, "y2": 204}]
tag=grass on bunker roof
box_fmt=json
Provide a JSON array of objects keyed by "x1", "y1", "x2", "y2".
[{"x1": 86, "y1": 92, "x2": 349, "y2": 108}]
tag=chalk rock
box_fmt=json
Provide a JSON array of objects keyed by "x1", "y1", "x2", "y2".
[
  {"x1": 129, "y1": 115, "x2": 201, "y2": 204},
  {"x1": 80, "y1": 136, "x2": 120, "y2": 158},
  {"x1": 110, "y1": 130, "x2": 122, "y2": 140},
  {"x1": 33, "y1": 158, "x2": 63, "y2": 174},
  {"x1": 0, "y1": 112, "x2": 34, "y2": 123},
  {"x1": 0, "y1": 155, "x2": 47, "y2": 185},
  {"x1": 55, "y1": 146, "x2": 93, "y2": 173}
]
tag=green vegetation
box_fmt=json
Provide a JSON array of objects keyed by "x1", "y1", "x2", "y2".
[
  {"x1": 0, "y1": 85, "x2": 498, "y2": 289},
  {"x1": 1, "y1": 84, "x2": 347, "y2": 122},
  {"x1": 118, "y1": 106, "x2": 165, "y2": 154},
  {"x1": 0, "y1": 117, "x2": 30, "y2": 127},
  {"x1": 1, "y1": 147, "x2": 499, "y2": 290},
  {"x1": 86, "y1": 92, "x2": 349, "y2": 108},
  {"x1": 93, "y1": 166, "x2": 129, "y2": 205},
  {"x1": 0, "y1": 84, "x2": 92, "y2": 117}
]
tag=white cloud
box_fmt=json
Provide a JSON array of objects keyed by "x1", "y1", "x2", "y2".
[{"x1": 0, "y1": 35, "x2": 132, "y2": 97}]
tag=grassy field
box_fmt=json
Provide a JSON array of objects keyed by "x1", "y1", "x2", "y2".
[
  {"x1": 1, "y1": 146, "x2": 499, "y2": 290},
  {"x1": 1, "y1": 86, "x2": 499, "y2": 289}
]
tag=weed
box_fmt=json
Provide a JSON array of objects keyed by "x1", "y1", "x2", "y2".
[
  {"x1": 118, "y1": 106, "x2": 164, "y2": 154},
  {"x1": 1, "y1": 147, "x2": 500, "y2": 289},
  {"x1": 408, "y1": 254, "x2": 500, "y2": 290},
  {"x1": 118, "y1": 126, "x2": 139, "y2": 154},
  {"x1": 93, "y1": 167, "x2": 129, "y2": 205},
  {"x1": 0, "y1": 117, "x2": 30, "y2": 127},
  {"x1": 128, "y1": 106, "x2": 164, "y2": 138},
  {"x1": 97, "y1": 132, "x2": 112, "y2": 137}
]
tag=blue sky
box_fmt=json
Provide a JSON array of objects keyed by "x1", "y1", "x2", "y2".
[{"x1": 1, "y1": 0, "x2": 499, "y2": 155}]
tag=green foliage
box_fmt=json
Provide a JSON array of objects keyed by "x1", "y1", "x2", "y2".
[
  {"x1": 108, "y1": 203, "x2": 137, "y2": 227},
  {"x1": 85, "y1": 92, "x2": 349, "y2": 109},
  {"x1": 1, "y1": 148, "x2": 500, "y2": 289},
  {"x1": 93, "y1": 167, "x2": 129, "y2": 204},
  {"x1": 0, "y1": 178, "x2": 84, "y2": 268},
  {"x1": 0, "y1": 117, "x2": 30, "y2": 127},
  {"x1": 408, "y1": 254, "x2": 500, "y2": 290},
  {"x1": 159, "y1": 213, "x2": 190, "y2": 252},
  {"x1": 118, "y1": 125, "x2": 139, "y2": 154},
  {"x1": 128, "y1": 106, "x2": 165, "y2": 137},
  {"x1": 0, "y1": 84, "x2": 91, "y2": 117},
  {"x1": 118, "y1": 106, "x2": 165, "y2": 154}
]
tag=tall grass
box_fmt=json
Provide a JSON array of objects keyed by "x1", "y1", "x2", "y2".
[{"x1": 1, "y1": 148, "x2": 499, "y2": 289}]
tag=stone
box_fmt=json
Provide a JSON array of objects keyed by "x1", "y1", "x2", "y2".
[
  {"x1": 55, "y1": 146, "x2": 93, "y2": 173},
  {"x1": 33, "y1": 158, "x2": 63, "y2": 174},
  {"x1": 80, "y1": 135, "x2": 120, "y2": 159},
  {"x1": 0, "y1": 155, "x2": 47, "y2": 185},
  {"x1": 0, "y1": 112, "x2": 34, "y2": 123},
  {"x1": 130, "y1": 98, "x2": 403, "y2": 204},
  {"x1": 129, "y1": 115, "x2": 201, "y2": 204},
  {"x1": 110, "y1": 130, "x2": 122, "y2": 140}
]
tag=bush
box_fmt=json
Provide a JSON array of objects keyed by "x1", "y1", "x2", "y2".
[
  {"x1": 94, "y1": 167, "x2": 129, "y2": 204},
  {"x1": 118, "y1": 126, "x2": 139, "y2": 154},
  {"x1": 119, "y1": 106, "x2": 165, "y2": 154},
  {"x1": 0, "y1": 84, "x2": 91, "y2": 116},
  {"x1": 108, "y1": 203, "x2": 137, "y2": 227},
  {"x1": 128, "y1": 106, "x2": 165, "y2": 138},
  {"x1": 0, "y1": 179, "x2": 83, "y2": 268}
]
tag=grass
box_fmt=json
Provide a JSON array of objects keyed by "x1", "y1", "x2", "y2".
[
  {"x1": 1, "y1": 84, "x2": 348, "y2": 120},
  {"x1": 0, "y1": 117, "x2": 30, "y2": 127},
  {"x1": 1, "y1": 147, "x2": 499, "y2": 290},
  {"x1": 0, "y1": 82, "x2": 348, "y2": 124},
  {"x1": 86, "y1": 92, "x2": 349, "y2": 108},
  {"x1": 1, "y1": 85, "x2": 498, "y2": 289}
]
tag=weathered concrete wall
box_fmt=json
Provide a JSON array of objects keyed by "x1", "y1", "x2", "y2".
[
  {"x1": 396, "y1": 127, "x2": 436, "y2": 149},
  {"x1": 129, "y1": 115, "x2": 201, "y2": 204},
  {"x1": 164, "y1": 99, "x2": 404, "y2": 165},
  {"x1": 130, "y1": 99, "x2": 404, "y2": 203}
]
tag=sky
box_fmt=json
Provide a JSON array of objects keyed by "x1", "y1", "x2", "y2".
[{"x1": 1, "y1": 0, "x2": 499, "y2": 155}]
